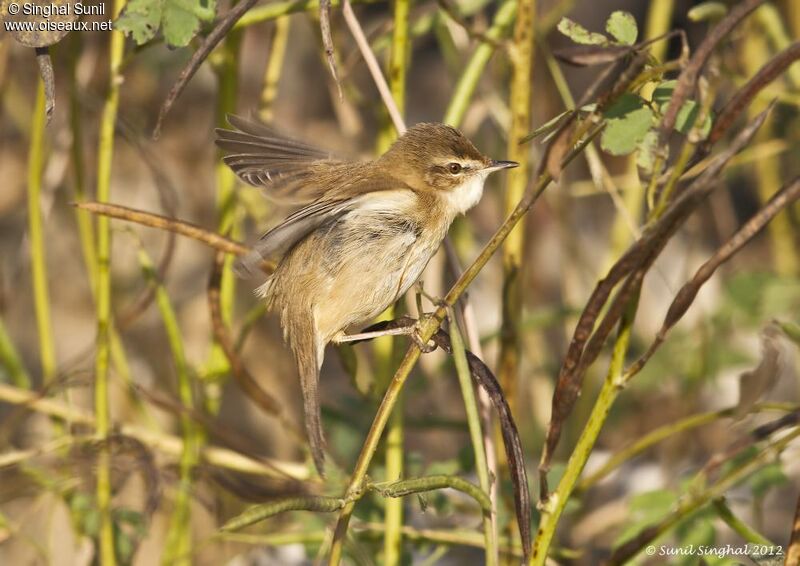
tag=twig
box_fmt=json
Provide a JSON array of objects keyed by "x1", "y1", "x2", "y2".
[
  {"x1": 0, "y1": 382, "x2": 309, "y2": 480},
  {"x1": 320, "y1": 0, "x2": 343, "y2": 98},
  {"x1": 72, "y1": 202, "x2": 275, "y2": 272},
  {"x1": 705, "y1": 41, "x2": 800, "y2": 149},
  {"x1": 341, "y1": 0, "x2": 406, "y2": 134},
  {"x1": 153, "y1": 0, "x2": 259, "y2": 138}
]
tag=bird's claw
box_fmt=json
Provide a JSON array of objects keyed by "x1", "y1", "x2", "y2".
[{"x1": 412, "y1": 314, "x2": 438, "y2": 353}]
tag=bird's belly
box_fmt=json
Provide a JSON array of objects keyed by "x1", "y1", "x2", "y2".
[{"x1": 314, "y1": 214, "x2": 442, "y2": 338}]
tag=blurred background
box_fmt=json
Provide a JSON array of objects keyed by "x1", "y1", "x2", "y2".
[{"x1": 1, "y1": 0, "x2": 799, "y2": 564}]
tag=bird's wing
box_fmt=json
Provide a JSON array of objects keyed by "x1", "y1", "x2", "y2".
[
  {"x1": 215, "y1": 114, "x2": 344, "y2": 204},
  {"x1": 235, "y1": 187, "x2": 414, "y2": 277}
]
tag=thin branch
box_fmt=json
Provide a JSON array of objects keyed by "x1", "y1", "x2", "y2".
[
  {"x1": 72, "y1": 201, "x2": 275, "y2": 272},
  {"x1": 341, "y1": 0, "x2": 406, "y2": 134},
  {"x1": 153, "y1": 0, "x2": 259, "y2": 138},
  {"x1": 0, "y1": 382, "x2": 309, "y2": 480}
]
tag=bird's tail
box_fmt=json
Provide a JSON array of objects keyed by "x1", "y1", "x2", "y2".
[{"x1": 290, "y1": 315, "x2": 327, "y2": 476}]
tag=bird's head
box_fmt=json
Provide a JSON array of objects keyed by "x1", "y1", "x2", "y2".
[{"x1": 379, "y1": 123, "x2": 518, "y2": 213}]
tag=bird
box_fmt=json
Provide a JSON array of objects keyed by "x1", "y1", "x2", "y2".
[{"x1": 216, "y1": 115, "x2": 517, "y2": 474}]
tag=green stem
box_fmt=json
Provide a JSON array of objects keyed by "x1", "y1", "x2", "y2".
[
  {"x1": 258, "y1": 16, "x2": 290, "y2": 122},
  {"x1": 644, "y1": 0, "x2": 675, "y2": 63},
  {"x1": 499, "y1": 2, "x2": 535, "y2": 557},
  {"x1": 576, "y1": 403, "x2": 795, "y2": 492},
  {"x1": 94, "y1": 0, "x2": 126, "y2": 561},
  {"x1": 442, "y1": 0, "x2": 516, "y2": 127},
  {"x1": 68, "y1": 35, "x2": 134, "y2": 413},
  {"x1": 204, "y1": 29, "x2": 243, "y2": 409},
  {"x1": 498, "y1": 0, "x2": 535, "y2": 416},
  {"x1": 328, "y1": 69, "x2": 603, "y2": 566},
  {"x1": 27, "y1": 80, "x2": 56, "y2": 384},
  {"x1": 449, "y1": 313, "x2": 497, "y2": 565},
  {"x1": 234, "y1": 0, "x2": 377, "y2": 28},
  {"x1": 380, "y1": 0, "x2": 411, "y2": 562},
  {"x1": 137, "y1": 248, "x2": 201, "y2": 566},
  {"x1": 222, "y1": 523, "x2": 525, "y2": 557},
  {"x1": 0, "y1": 316, "x2": 31, "y2": 388},
  {"x1": 713, "y1": 498, "x2": 774, "y2": 546},
  {"x1": 530, "y1": 290, "x2": 639, "y2": 565},
  {"x1": 607, "y1": 427, "x2": 800, "y2": 565}
]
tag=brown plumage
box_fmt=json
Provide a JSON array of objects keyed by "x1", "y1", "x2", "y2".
[{"x1": 216, "y1": 116, "x2": 517, "y2": 474}]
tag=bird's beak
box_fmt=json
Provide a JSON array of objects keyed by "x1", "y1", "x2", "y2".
[{"x1": 487, "y1": 160, "x2": 519, "y2": 172}]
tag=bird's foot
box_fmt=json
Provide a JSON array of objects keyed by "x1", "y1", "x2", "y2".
[{"x1": 411, "y1": 313, "x2": 438, "y2": 353}]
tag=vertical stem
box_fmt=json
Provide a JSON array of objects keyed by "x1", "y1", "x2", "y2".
[
  {"x1": 69, "y1": 35, "x2": 134, "y2": 406},
  {"x1": 499, "y1": 0, "x2": 535, "y2": 559},
  {"x1": 258, "y1": 16, "x2": 290, "y2": 122},
  {"x1": 68, "y1": 34, "x2": 97, "y2": 294},
  {"x1": 742, "y1": 27, "x2": 798, "y2": 276},
  {"x1": 94, "y1": 0, "x2": 126, "y2": 561},
  {"x1": 381, "y1": 2, "x2": 410, "y2": 562},
  {"x1": 27, "y1": 80, "x2": 56, "y2": 383},
  {"x1": 449, "y1": 313, "x2": 497, "y2": 566},
  {"x1": 530, "y1": 291, "x2": 639, "y2": 565},
  {"x1": 206, "y1": 30, "x2": 243, "y2": 410},
  {"x1": 644, "y1": 0, "x2": 675, "y2": 63},
  {"x1": 498, "y1": 0, "x2": 535, "y2": 415}
]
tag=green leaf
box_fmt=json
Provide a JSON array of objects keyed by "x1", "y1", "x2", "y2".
[
  {"x1": 749, "y1": 461, "x2": 788, "y2": 498},
  {"x1": 162, "y1": 0, "x2": 200, "y2": 47},
  {"x1": 115, "y1": 0, "x2": 162, "y2": 45},
  {"x1": 614, "y1": 489, "x2": 677, "y2": 547},
  {"x1": 652, "y1": 80, "x2": 677, "y2": 105},
  {"x1": 605, "y1": 11, "x2": 637, "y2": 46},
  {"x1": 115, "y1": 0, "x2": 214, "y2": 47},
  {"x1": 672, "y1": 100, "x2": 713, "y2": 138},
  {"x1": 601, "y1": 93, "x2": 655, "y2": 156},
  {"x1": 557, "y1": 17, "x2": 609, "y2": 46}
]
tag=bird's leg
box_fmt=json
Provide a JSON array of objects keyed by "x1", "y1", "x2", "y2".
[
  {"x1": 411, "y1": 281, "x2": 448, "y2": 353},
  {"x1": 414, "y1": 280, "x2": 448, "y2": 310}
]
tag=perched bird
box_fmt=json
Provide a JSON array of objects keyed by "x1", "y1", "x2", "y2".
[{"x1": 216, "y1": 116, "x2": 517, "y2": 474}]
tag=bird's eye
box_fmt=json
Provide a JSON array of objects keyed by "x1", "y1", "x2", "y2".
[{"x1": 447, "y1": 162, "x2": 462, "y2": 174}]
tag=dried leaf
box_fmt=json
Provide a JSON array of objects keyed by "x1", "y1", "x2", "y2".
[
  {"x1": 557, "y1": 17, "x2": 609, "y2": 46},
  {"x1": 553, "y1": 44, "x2": 630, "y2": 67},
  {"x1": 735, "y1": 325, "x2": 783, "y2": 417}
]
